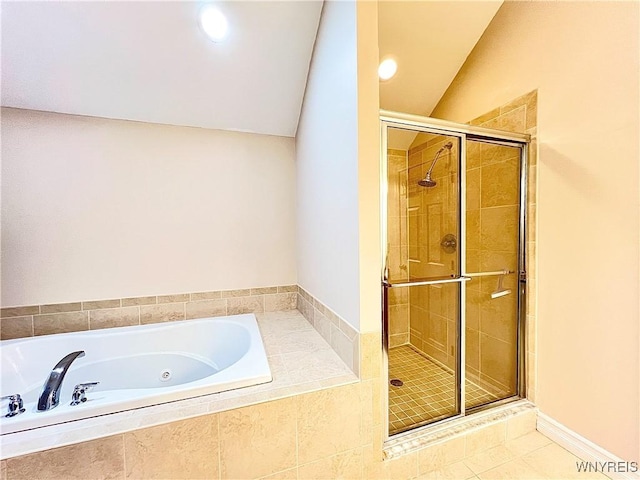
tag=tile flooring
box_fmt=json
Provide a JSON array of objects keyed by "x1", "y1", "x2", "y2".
[
  {"x1": 389, "y1": 345, "x2": 497, "y2": 434},
  {"x1": 418, "y1": 431, "x2": 611, "y2": 479}
]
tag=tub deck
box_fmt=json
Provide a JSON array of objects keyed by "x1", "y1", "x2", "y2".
[{"x1": 1, "y1": 310, "x2": 357, "y2": 459}]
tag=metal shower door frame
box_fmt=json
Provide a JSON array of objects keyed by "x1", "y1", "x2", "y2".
[{"x1": 380, "y1": 110, "x2": 529, "y2": 441}]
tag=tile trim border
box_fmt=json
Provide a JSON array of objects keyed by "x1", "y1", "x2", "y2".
[
  {"x1": 0, "y1": 285, "x2": 298, "y2": 340},
  {"x1": 296, "y1": 287, "x2": 360, "y2": 377}
]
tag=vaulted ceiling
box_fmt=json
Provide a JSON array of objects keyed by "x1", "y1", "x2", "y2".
[
  {"x1": 2, "y1": 1, "x2": 502, "y2": 139},
  {"x1": 1, "y1": 1, "x2": 322, "y2": 137}
]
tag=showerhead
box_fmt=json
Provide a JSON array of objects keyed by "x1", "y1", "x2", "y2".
[
  {"x1": 418, "y1": 177, "x2": 437, "y2": 187},
  {"x1": 418, "y1": 141, "x2": 454, "y2": 188}
]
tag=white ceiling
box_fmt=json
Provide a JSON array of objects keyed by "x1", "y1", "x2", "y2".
[
  {"x1": 2, "y1": 1, "x2": 502, "y2": 138},
  {"x1": 1, "y1": 1, "x2": 323, "y2": 137},
  {"x1": 379, "y1": 1, "x2": 503, "y2": 116}
]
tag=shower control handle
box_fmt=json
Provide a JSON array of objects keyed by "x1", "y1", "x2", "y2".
[
  {"x1": 1, "y1": 394, "x2": 25, "y2": 417},
  {"x1": 70, "y1": 382, "x2": 100, "y2": 406}
]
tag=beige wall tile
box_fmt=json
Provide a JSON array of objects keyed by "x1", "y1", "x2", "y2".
[
  {"x1": 219, "y1": 397, "x2": 297, "y2": 479},
  {"x1": 227, "y1": 296, "x2": 264, "y2": 314},
  {"x1": 480, "y1": 205, "x2": 519, "y2": 252},
  {"x1": 481, "y1": 159, "x2": 520, "y2": 208},
  {"x1": 417, "y1": 437, "x2": 465, "y2": 474},
  {"x1": 360, "y1": 333, "x2": 382, "y2": 380},
  {"x1": 0, "y1": 460, "x2": 6, "y2": 480},
  {"x1": 498, "y1": 106, "x2": 526, "y2": 134},
  {"x1": 6, "y1": 435, "x2": 124, "y2": 480},
  {"x1": 298, "y1": 448, "x2": 363, "y2": 480},
  {"x1": 90, "y1": 306, "x2": 140, "y2": 330},
  {"x1": 0, "y1": 316, "x2": 33, "y2": 340},
  {"x1": 313, "y1": 308, "x2": 332, "y2": 342},
  {"x1": 470, "y1": 107, "x2": 500, "y2": 126},
  {"x1": 465, "y1": 422, "x2": 507, "y2": 457},
  {"x1": 252, "y1": 287, "x2": 278, "y2": 295},
  {"x1": 157, "y1": 294, "x2": 189, "y2": 304},
  {"x1": 480, "y1": 334, "x2": 517, "y2": 392},
  {"x1": 140, "y1": 303, "x2": 185, "y2": 325},
  {"x1": 122, "y1": 296, "x2": 157, "y2": 306},
  {"x1": 388, "y1": 304, "x2": 409, "y2": 336},
  {"x1": 41, "y1": 302, "x2": 82, "y2": 314},
  {"x1": 264, "y1": 292, "x2": 297, "y2": 312},
  {"x1": 0, "y1": 306, "x2": 39, "y2": 317},
  {"x1": 33, "y1": 311, "x2": 88, "y2": 336},
  {"x1": 277, "y1": 285, "x2": 298, "y2": 293},
  {"x1": 124, "y1": 415, "x2": 218, "y2": 479},
  {"x1": 185, "y1": 299, "x2": 227, "y2": 319},
  {"x1": 189, "y1": 291, "x2": 222, "y2": 301},
  {"x1": 297, "y1": 383, "x2": 362, "y2": 464},
  {"x1": 221, "y1": 288, "x2": 252, "y2": 298},
  {"x1": 82, "y1": 299, "x2": 121, "y2": 310}
]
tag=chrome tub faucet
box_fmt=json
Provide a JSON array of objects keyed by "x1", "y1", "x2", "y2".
[{"x1": 37, "y1": 351, "x2": 85, "y2": 411}]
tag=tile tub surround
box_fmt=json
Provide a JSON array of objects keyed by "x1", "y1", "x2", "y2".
[
  {"x1": 0, "y1": 285, "x2": 298, "y2": 340},
  {"x1": 1, "y1": 310, "x2": 357, "y2": 460},
  {"x1": 2, "y1": 330, "x2": 575, "y2": 480},
  {"x1": 297, "y1": 287, "x2": 360, "y2": 375}
]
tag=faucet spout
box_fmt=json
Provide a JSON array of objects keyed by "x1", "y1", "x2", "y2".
[{"x1": 37, "y1": 351, "x2": 85, "y2": 411}]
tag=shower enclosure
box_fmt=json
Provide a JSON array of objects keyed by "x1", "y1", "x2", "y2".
[{"x1": 381, "y1": 111, "x2": 529, "y2": 437}]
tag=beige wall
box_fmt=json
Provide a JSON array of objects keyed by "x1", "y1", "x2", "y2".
[
  {"x1": 1, "y1": 108, "x2": 297, "y2": 307},
  {"x1": 432, "y1": 1, "x2": 640, "y2": 462},
  {"x1": 295, "y1": 1, "x2": 361, "y2": 329}
]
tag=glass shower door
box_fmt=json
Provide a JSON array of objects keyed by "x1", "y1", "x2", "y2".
[
  {"x1": 385, "y1": 126, "x2": 464, "y2": 435},
  {"x1": 464, "y1": 138, "x2": 522, "y2": 410}
]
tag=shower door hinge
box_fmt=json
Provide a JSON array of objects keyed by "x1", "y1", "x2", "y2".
[{"x1": 519, "y1": 270, "x2": 527, "y2": 282}]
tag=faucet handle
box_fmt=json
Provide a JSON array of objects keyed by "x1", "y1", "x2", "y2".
[
  {"x1": 70, "y1": 382, "x2": 100, "y2": 406},
  {"x1": 1, "y1": 394, "x2": 26, "y2": 417}
]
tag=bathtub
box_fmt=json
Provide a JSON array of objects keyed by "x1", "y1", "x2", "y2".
[{"x1": 0, "y1": 314, "x2": 272, "y2": 435}]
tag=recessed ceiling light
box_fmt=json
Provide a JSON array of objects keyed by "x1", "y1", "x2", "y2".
[
  {"x1": 200, "y1": 5, "x2": 228, "y2": 43},
  {"x1": 378, "y1": 58, "x2": 397, "y2": 81}
]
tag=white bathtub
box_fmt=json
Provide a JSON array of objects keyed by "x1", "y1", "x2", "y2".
[{"x1": 0, "y1": 314, "x2": 272, "y2": 435}]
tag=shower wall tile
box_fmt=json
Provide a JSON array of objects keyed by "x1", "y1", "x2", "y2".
[{"x1": 1, "y1": 285, "x2": 299, "y2": 340}]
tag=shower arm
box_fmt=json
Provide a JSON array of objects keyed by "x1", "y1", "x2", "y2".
[
  {"x1": 424, "y1": 149, "x2": 445, "y2": 179},
  {"x1": 423, "y1": 142, "x2": 453, "y2": 181}
]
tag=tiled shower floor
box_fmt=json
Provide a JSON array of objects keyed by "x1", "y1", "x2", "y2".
[{"x1": 388, "y1": 345, "x2": 498, "y2": 435}]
